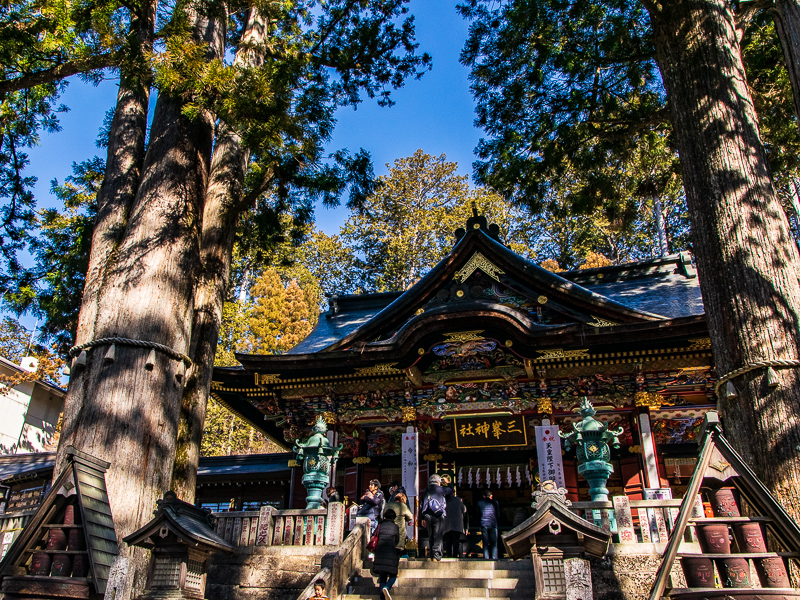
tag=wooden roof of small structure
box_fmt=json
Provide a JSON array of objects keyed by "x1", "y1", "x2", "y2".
[
  {"x1": 648, "y1": 412, "x2": 800, "y2": 600},
  {"x1": 502, "y1": 484, "x2": 612, "y2": 559},
  {"x1": 0, "y1": 446, "x2": 119, "y2": 594},
  {"x1": 123, "y1": 491, "x2": 234, "y2": 554}
]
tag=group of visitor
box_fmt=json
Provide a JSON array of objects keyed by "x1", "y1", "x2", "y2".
[{"x1": 312, "y1": 475, "x2": 504, "y2": 600}]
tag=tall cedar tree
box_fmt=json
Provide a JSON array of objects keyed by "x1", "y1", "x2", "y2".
[
  {"x1": 461, "y1": 0, "x2": 800, "y2": 515},
  {"x1": 0, "y1": 1, "x2": 433, "y2": 596}
]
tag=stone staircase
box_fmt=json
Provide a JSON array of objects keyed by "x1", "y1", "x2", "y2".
[{"x1": 342, "y1": 558, "x2": 534, "y2": 600}]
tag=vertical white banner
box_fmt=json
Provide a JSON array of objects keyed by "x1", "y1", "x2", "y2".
[
  {"x1": 402, "y1": 431, "x2": 418, "y2": 497},
  {"x1": 535, "y1": 426, "x2": 565, "y2": 488}
]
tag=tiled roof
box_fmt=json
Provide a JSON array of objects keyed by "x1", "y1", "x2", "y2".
[{"x1": 286, "y1": 252, "x2": 704, "y2": 353}]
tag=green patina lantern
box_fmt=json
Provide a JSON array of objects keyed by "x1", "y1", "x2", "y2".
[
  {"x1": 294, "y1": 416, "x2": 342, "y2": 509},
  {"x1": 559, "y1": 397, "x2": 623, "y2": 502}
]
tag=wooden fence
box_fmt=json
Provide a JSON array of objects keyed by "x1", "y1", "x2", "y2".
[
  {"x1": 212, "y1": 503, "x2": 346, "y2": 548},
  {"x1": 0, "y1": 510, "x2": 35, "y2": 558}
]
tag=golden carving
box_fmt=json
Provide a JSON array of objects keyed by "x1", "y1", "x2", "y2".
[
  {"x1": 255, "y1": 373, "x2": 281, "y2": 385},
  {"x1": 354, "y1": 363, "x2": 401, "y2": 376},
  {"x1": 535, "y1": 349, "x2": 590, "y2": 361},
  {"x1": 442, "y1": 331, "x2": 485, "y2": 344},
  {"x1": 634, "y1": 391, "x2": 662, "y2": 409},
  {"x1": 537, "y1": 397, "x2": 553, "y2": 414},
  {"x1": 454, "y1": 252, "x2": 505, "y2": 282},
  {"x1": 401, "y1": 407, "x2": 417, "y2": 423},
  {"x1": 537, "y1": 295, "x2": 548, "y2": 304},
  {"x1": 322, "y1": 411, "x2": 337, "y2": 424},
  {"x1": 505, "y1": 340, "x2": 513, "y2": 347},
  {"x1": 353, "y1": 457, "x2": 371, "y2": 464},
  {"x1": 688, "y1": 338, "x2": 712, "y2": 350},
  {"x1": 586, "y1": 316, "x2": 618, "y2": 327}
]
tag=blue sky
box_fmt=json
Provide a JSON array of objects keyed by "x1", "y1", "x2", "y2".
[
  {"x1": 12, "y1": 1, "x2": 481, "y2": 334},
  {"x1": 25, "y1": 1, "x2": 481, "y2": 236}
]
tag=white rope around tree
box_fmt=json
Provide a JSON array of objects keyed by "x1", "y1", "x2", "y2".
[
  {"x1": 68, "y1": 337, "x2": 192, "y2": 366},
  {"x1": 714, "y1": 358, "x2": 800, "y2": 399}
]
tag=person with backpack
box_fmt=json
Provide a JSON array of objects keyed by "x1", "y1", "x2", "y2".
[
  {"x1": 420, "y1": 474, "x2": 452, "y2": 561},
  {"x1": 372, "y1": 509, "x2": 400, "y2": 600}
]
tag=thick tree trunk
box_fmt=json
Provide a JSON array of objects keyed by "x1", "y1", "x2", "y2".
[
  {"x1": 772, "y1": 0, "x2": 800, "y2": 129},
  {"x1": 76, "y1": 4, "x2": 155, "y2": 344},
  {"x1": 57, "y1": 8, "x2": 224, "y2": 599},
  {"x1": 172, "y1": 8, "x2": 267, "y2": 502},
  {"x1": 649, "y1": 0, "x2": 800, "y2": 516}
]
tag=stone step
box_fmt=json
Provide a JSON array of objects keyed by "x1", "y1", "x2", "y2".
[
  {"x1": 343, "y1": 591, "x2": 526, "y2": 600},
  {"x1": 365, "y1": 559, "x2": 531, "y2": 571},
  {"x1": 356, "y1": 568, "x2": 534, "y2": 580},
  {"x1": 349, "y1": 577, "x2": 528, "y2": 592}
]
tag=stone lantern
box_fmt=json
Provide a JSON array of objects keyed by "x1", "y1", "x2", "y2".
[
  {"x1": 123, "y1": 491, "x2": 234, "y2": 599},
  {"x1": 294, "y1": 416, "x2": 342, "y2": 509},
  {"x1": 559, "y1": 397, "x2": 623, "y2": 502}
]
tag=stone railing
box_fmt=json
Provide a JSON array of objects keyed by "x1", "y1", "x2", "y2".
[
  {"x1": 570, "y1": 496, "x2": 697, "y2": 544},
  {"x1": 212, "y1": 503, "x2": 347, "y2": 548},
  {"x1": 297, "y1": 517, "x2": 370, "y2": 600}
]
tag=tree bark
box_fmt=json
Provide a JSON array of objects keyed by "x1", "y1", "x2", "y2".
[
  {"x1": 57, "y1": 7, "x2": 224, "y2": 598},
  {"x1": 649, "y1": 0, "x2": 800, "y2": 517},
  {"x1": 772, "y1": 0, "x2": 800, "y2": 130},
  {"x1": 76, "y1": 3, "x2": 155, "y2": 347},
  {"x1": 171, "y1": 8, "x2": 268, "y2": 502}
]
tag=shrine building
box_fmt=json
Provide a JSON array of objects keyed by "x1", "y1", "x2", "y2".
[{"x1": 210, "y1": 212, "x2": 715, "y2": 519}]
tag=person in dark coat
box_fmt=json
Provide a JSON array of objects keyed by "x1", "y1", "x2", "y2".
[
  {"x1": 372, "y1": 509, "x2": 400, "y2": 600},
  {"x1": 358, "y1": 479, "x2": 385, "y2": 533},
  {"x1": 442, "y1": 487, "x2": 467, "y2": 558},
  {"x1": 420, "y1": 474, "x2": 453, "y2": 561},
  {"x1": 477, "y1": 489, "x2": 500, "y2": 560}
]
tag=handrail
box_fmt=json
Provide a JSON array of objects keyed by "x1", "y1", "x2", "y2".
[{"x1": 296, "y1": 517, "x2": 371, "y2": 600}]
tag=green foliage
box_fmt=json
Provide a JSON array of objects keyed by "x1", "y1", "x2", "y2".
[
  {"x1": 215, "y1": 267, "x2": 318, "y2": 364},
  {"x1": 322, "y1": 150, "x2": 540, "y2": 293},
  {"x1": 457, "y1": 0, "x2": 794, "y2": 251},
  {"x1": 200, "y1": 397, "x2": 283, "y2": 456},
  {"x1": 458, "y1": 0, "x2": 668, "y2": 214},
  {"x1": 298, "y1": 150, "x2": 685, "y2": 294},
  {"x1": 1, "y1": 0, "x2": 432, "y2": 345}
]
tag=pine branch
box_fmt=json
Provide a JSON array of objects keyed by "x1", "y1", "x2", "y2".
[{"x1": 0, "y1": 52, "x2": 120, "y2": 95}]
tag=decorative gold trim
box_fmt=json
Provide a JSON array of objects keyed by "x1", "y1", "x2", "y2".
[
  {"x1": 354, "y1": 363, "x2": 401, "y2": 376},
  {"x1": 537, "y1": 397, "x2": 553, "y2": 414},
  {"x1": 586, "y1": 316, "x2": 618, "y2": 328},
  {"x1": 535, "y1": 348, "x2": 590, "y2": 361},
  {"x1": 442, "y1": 331, "x2": 485, "y2": 344},
  {"x1": 454, "y1": 252, "x2": 505, "y2": 282},
  {"x1": 322, "y1": 411, "x2": 337, "y2": 424},
  {"x1": 537, "y1": 295, "x2": 548, "y2": 305},
  {"x1": 255, "y1": 373, "x2": 281, "y2": 385},
  {"x1": 634, "y1": 391, "x2": 662, "y2": 409},
  {"x1": 688, "y1": 338, "x2": 712, "y2": 350},
  {"x1": 401, "y1": 407, "x2": 417, "y2": 423}
]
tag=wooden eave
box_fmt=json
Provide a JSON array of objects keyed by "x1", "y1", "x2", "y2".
[
  {"x1": 123, "y1": 511, "x2": 234, "y2": 554},
  {"x1": 233, "y1": 313, "x2": 709, "y2": 378},
  {"x1": 320, "y1": 226, "x2": 664, "y2": 352}
]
